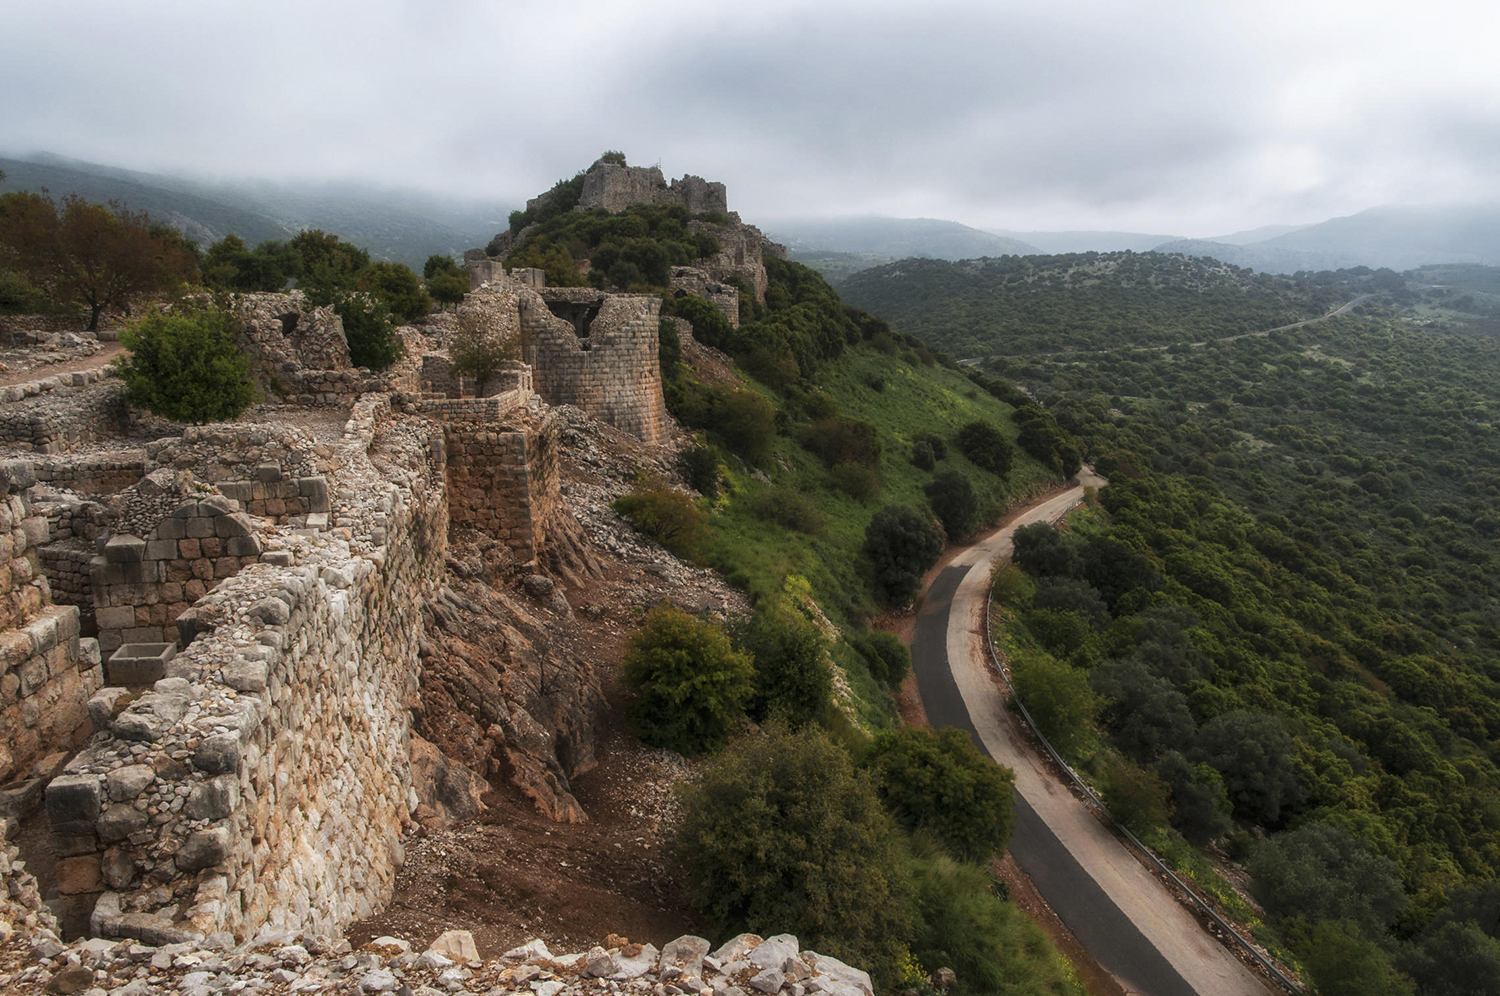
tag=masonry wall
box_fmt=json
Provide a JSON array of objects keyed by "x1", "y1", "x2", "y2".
[
  {"x1": 0, "y1": 384, "x2": 128, "y2": 454},
  {"x1": 522, "y1": 291, "x2": 666, "y2": 445},
  {"x1": 0, "y1": 482, "x2": 101, "y2": 787},
  {"x1": 435, "y1": 397, "x2": 559, "y2": 562},
  {"x1": 45, "y1": 396, "x2": 450, "y2": 944}
]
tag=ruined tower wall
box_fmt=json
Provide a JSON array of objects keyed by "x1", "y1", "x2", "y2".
[
  {"x1": 577, "y1": 163, "x2": 727, "y2": 216},
  {"x1": 520, "y1": 292, "x2": 666, "y2": 445}
]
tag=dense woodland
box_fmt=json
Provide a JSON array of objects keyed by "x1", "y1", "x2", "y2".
[{"x1": 858, "y1": 250, "x2": 1500, "y2": 995}]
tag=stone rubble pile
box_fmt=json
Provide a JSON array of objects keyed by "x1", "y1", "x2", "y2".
[{"x1": 0, "y1": 926, "x2": 876, "y2": 996}]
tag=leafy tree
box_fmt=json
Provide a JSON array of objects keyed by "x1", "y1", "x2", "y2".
[
  {"x1": 731, "y1": 601, "x2": 832, "y2": 726},
  {"x1": 1010, "y1": 650, "x2": 1098, "y2": 755},
  {"x1": 1089, "y1": 659, "x2": 1195, "y2": 761},
  {"x1": 679, "y1": 443, "x2": 722, "y2": 499},
  {"x1": 0, "y1": 193, "x2": 198, "y2": 330},
  {"x1": 202, "y1": 234, "x2": 299, "y2": 291},
  {"x1": 622, "y1": 604, "x2": 754, "y2": 755},
  {"x1": 116, "y1": 304, "x2": 255, "y2": 423},
  {"x1": 1031, "y1": 577, "x2": 1110, "y2": 629},
  {"x1": 907, "y1": 850, "x2": 1081, "y2": 996},
  {"x1": 802, "y1": 416, "x2": 881, "y2": 470},
  {"x1": 336, "y1": 295, "x2": 404, "y2": 370},
  {"x1": 1286, "y1": 919, "x2": 1415, "y2": 996},
  {"x1": 925, "y1": 470, "x2": 979, "y2": 539},
  {"x1": 673, "y1": 722, "x2": 912, "y2": 983},
  {"x1": 830, "y1": 462, "x2": 881, "y2": 502},
  {"x1": 1099, "y1": 754, "x2": 1172, "y2": 837},
  {"x1": 1249, "y1": 822, "x2": 1408, "y2": 939},
  {"x1": 448, "y1": 308, "x2": 519, "y2": 394},
  {"x1": 428, "y1": 272, "x2": 468, "y2": 311},
  {"x1": 1156, "y1": 751, "x2": 1233, "y2": 844},
  {"x1": 423, "y1": 253, "x2": 462, "y2": 280},
  {"x1": 956, "y1": 420, "x2": 1014, "y2": 477},
  {"x1": 1191, "y1": 710, "x2": 1304, "y2": 825},
  {"x1": 290, "y1": 228, "x2": 369, "y2": 297},
  {"x1": 1398, "y1": 920, "x2": 1500, "y2": 996},
  {"x1": 911, "y1": 438, "x2": 936, "y2": 471},
  {"x1": 1012, "y1": 522, "x2": 1080, "y2": 578},
  {"x1": 863, "y1": 505, "x2": 944, "y2": 607},
  {"x1": 865, "y1": 727, "x2": 1016, "y2": 862},
  {"x1": 359, "y1": 261, "x2": 431, "y2": 323},
  {"x1": 708, "y1": 387, "x2": 778, "y2": 467}
]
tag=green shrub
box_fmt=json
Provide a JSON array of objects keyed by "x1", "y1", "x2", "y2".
[
  {"x1": 907, "y1": 846, "x2": 1084, "y2": 996},
  {"x1": 750, "y1": 485, "x2": 825, "y2": 534},
  {"x1": 849, "y1": 630, "x2": 912, "y2": 689},
  {"x1": 911, "y1": 439, "x2": 936, "y2": 472},
  {"x1": 622, "y1": 604, "x2": 754, "y2": 755},
  {"x1": 866, "y1": 727, "x2": 1016, "y2": 862},
  {"x1": 830, "y1": 462, "x2": 882, "y2": 502},
  {"x1": 956, "y1": 420, "x2": 1014, "y2": 477},
  {"x1": 358, "y1": 261, "x2": 431, "y2": 323},
  {"x1": 863, "y1": 505, "x2": 944, "y2": 607},
  {"x1": 1010, "y1": 648, "x2": 1098, "y2": 756},
  {"x1": 1286, "y1": 919, "x2": 1414, "y2": 996},
  {"x1": 117, "y1": 305, "x2": 255, "y2": 423},
  {"x1": 673, "y1": 722, "x2": 912, "y2": 985},
  {"x1": 710, "y1": 388, "x2": 779, "y2": 467},
  {"x1": 613, "y1": 487, "x2": 711, "y2": 560},
  {"x1": 1098, "y1": 754, "x2": 1172, "y2": 837},
  {"x1": 802, "y1": 416, "x2": 881, "y2": 469},
  {"x1": 1249, "y1": 822, "x2": 1408, "y2": 939},
  {"x1": 337, "y1": 295, "x2": 405, "y2": 370},
  {"x1": 731, "y1": 602, "x2": 832, "y2": 726},
  {"x1": 1156, "y1": 751, "x2": 1233, "y2": 844},
  {"x1": 679, "y1": 444, "x2": 722, "y2": 499}
]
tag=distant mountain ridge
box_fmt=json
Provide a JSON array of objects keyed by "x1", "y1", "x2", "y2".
[
  {"x1": 767, "y1": 216, "x2": 1037, "y2": 262},
  {"x1": 0, "y1": 153, "x2": 512, "y2": 270}
]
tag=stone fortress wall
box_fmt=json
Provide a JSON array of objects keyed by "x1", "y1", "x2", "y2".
[{"x1": 32, "y1": 395, "x2": 451, "y2": 944}]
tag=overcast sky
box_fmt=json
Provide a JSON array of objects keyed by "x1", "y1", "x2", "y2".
[{"x1": 3, "y1": 0, "x2": 1497, "y2": 237}]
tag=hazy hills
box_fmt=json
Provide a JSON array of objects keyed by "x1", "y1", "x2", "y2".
[
  {"x1": 0, "y1": 153, "x2": 511, "y2": 270},
  {"x1": 779, "y1": 203, "x2": 1500, "y2": 280}
]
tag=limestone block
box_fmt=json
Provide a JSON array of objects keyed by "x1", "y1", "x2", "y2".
[
  {"x1": 185, "y1": 517, "x2": 216, "y2": 539},
  {"x1": 106, "y1": 763, "x2": 156, "y2": 801},
  {"x1": 96, "y1": 803, "x2": 149, "y2": 842},
  {"x1": 176, "y1": 826, "x2": 231, "y2": 872},
  {"x1": 46, "y1": 774, "x2": 101, "y2": 825},
  {"x1": 193, "y1": 733, "x2": 243, "y2": 775},
  {"x1": 104, "y1": 535, "x2": 146, "y2": 564},
  {"x1": 185, "y1": 776, "x2": 239, "y2": 821},
  {"x1": 215, "y1": 513, "x2": 254, "y2": 539}
]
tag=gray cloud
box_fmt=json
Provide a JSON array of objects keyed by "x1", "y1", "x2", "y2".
[{"x1": 2, "y1": 0, "x2": 1498, "y2": 235}]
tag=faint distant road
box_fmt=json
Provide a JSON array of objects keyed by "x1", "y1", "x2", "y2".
[
  {"x1": 955, "y1": 293, "x2": 1377, "y2": 365},
  {"x1": 911, "y1": 473, "x2": 1271, "y2": 996}
]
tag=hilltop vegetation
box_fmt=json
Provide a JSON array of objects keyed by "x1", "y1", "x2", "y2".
[
  {"x1": 838, "y1": 250, "x2": 1406, "y2": 357},
  {"x1": 855, "y1": 251, "x2": 1500, "y2": 995}
]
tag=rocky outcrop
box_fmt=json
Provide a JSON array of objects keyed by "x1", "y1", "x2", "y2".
[
  {"x1": 416, "y1": 568, "x2": 604, "y2": 824},
  {"x1": 0, "y1": 925, "x2": 874, "y2": 996}
]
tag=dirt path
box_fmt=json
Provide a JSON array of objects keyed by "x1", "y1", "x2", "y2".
[
  {"x1": 0, "y1": 341, "x2": 124, "y2": 387},
  {"x1": 912, "y1": 471, "x2": 1271, "y2": 996}
]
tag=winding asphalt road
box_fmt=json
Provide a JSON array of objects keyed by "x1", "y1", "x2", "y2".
[{"x1": 910, "y1": 475, "x2": 1269, "y2": 996}]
